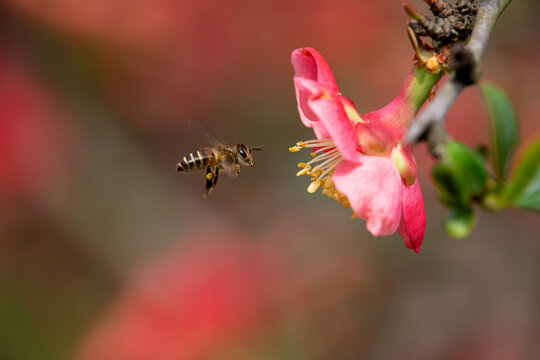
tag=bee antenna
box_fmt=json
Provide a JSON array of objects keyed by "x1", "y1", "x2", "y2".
[{"x1": 251, "y1": 145, "x2": 265, "y2": 151}]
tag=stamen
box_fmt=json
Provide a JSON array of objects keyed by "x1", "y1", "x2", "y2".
[
  {"x1": 303, "y1": 149, "x2": 340, "y2": 173},
  {"x1": 308, "y1": 169, "x2": 322, "y2": 178},
  {"x1": 310, "y1": 150, "x2": 341, "y2": 171},
  {"x1": 307, "y1": 180, "x2": 321, "y2": 193},
  {"x1": 314, "y1": 157, "x2": 342, "y2": 180},
  {"x1": 292, "y1": 139, "x2": 336, "y2": 149},
  {"x1": 310, "y1": 144, "x2": 338, "y2": 157},
  {"x1": 324, "y1": 177, "x2": 333, "y2": 189},
  {"x1": 291, "y1": 140, "x2": 334, "y2": 152},
  {"x1": 290, "y1": 138, "x2": 354, "y2": 216},
  {"x1": 296, "y1": 166, "x2": 311, "y2": 176}
]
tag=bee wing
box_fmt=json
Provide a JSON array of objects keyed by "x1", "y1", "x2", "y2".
[{"x1": 186, "y1": 119, "x2": 223, "y2": 147}]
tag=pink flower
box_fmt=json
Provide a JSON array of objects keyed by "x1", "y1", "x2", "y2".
[{"x1": 289, "y1": 47, "x2": 425, "y2": 253}]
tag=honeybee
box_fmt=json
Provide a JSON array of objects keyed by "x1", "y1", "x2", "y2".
[{"x1": 176, "y1": 143, "x2": 263, "y2": 197}]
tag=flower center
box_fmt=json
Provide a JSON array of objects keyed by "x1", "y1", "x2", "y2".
[{"x1": 289, "y1": 139, "x2": 351, "y2": 210}]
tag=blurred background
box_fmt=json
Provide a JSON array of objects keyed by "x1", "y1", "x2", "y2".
[{"x1": 1, "y1": 0, "x2": 539, "y2": 359}]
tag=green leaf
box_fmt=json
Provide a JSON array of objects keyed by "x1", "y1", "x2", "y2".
[
  {"x1": 479, "y1": 83, "x2": 519, "y2": 180},
  {"x1": 445, "y1": 208, "x2": 476, "y2": 239},
  {"x1": 432, "y1": 161, "x2": 462, "y2": 208},
  {"x1": 432, "y1": 141, "x2": 488, "y2": 238},
  {"x1": 502, "y1": 139, "x2": 540, "y2": 210},
  {"x1": 432, "y1": 141, "x2": 489, "y2": 208},
  {"x1": 446, "y1": 141, "x2": 488, "y2": 197}
]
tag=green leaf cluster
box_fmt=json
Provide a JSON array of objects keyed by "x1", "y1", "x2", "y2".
[
  {"x1": 493, "y1": 139, "x2": 540, "y2": 210},
  {"x1": 432, "y1": 141, "x2": 487, "y2": 238},
  {"x1": 431, "y1": 82, "x2": 540, "y2": 239}
]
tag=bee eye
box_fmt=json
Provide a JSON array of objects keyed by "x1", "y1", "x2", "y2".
[{"x1": 239, "y1": 148, "x2": 248, "y2": 158}]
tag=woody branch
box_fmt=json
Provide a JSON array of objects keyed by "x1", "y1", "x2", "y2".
[{"x1": 405, "y1": 0, "x2": 513, "y2": 146}]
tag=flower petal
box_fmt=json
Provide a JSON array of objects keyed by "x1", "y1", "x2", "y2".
[
  {"x1": 293, "y1": 78, "x2": 331, "y2": 139},
  {"x1": 291, "y1": 47, "x2": 339, "y2": 95},
  {"x1": 397, "y1": 180, "x2": 425, "y2": 253},
  {"x1": 333, "y1": 157, "x2": 403, "y2": 236},
  {"x1": 359, "y1": 74, "x2": 415, "y2": 143},
  {"x1": 355, "y1": 122, "x2": 396, "y2": 157},
  {"x1": 308, "y1": 92, "x2": 359, "y2": 162}
]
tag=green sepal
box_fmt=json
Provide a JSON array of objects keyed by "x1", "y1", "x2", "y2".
[
  {"x1": 479, "y1": 83, "x2": 519, "y2": 181},
  {"x1": 445, "y1": 208, "x2": 476, "y2": 239},
  {"x1": 408, "y1": 66, "x2": 443, "y2": 112}
]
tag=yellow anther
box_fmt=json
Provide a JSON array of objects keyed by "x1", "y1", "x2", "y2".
[
  {"x1": 206, "y1": 173, "x2": 213, "y2": 180},
  {"x1": 307, "y1": 180, "x2": 321, "y2": 193},
  {"x1": 296, "y1": 163, "x2": 311, "y2": 176},
  {"x1": 351, "y1": 213, "x2": 357, "y2": 219},
  {"x1": 308, "y1": 170, "x2": 322, "y2": 180},
  {"x1": 297, "y1": 167, "x2": 310, "y2": 176},
  {"x1": 290, "y1": 138, "x2": 348, "y2": 206}
]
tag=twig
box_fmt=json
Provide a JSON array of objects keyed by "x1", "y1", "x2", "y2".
[{"x1": 405, "y1": 0, "x2": 512, "y2": 145}]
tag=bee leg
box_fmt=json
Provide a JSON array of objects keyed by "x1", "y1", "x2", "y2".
[
  {"x1": 222, "y1": 151, "x2": 241, "y2": 178},
  {"x1": 203, "y1": 166, "x2": 219, "y2": 198}
]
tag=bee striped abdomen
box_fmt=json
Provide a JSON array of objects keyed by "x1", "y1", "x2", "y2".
[{"x1": 176, "y1": 149, "x2": 213, "y2": 172}]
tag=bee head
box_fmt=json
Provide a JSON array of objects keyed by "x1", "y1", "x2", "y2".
[{"x1": 237, "y1": 143, "x2": 254, "y2": 167}]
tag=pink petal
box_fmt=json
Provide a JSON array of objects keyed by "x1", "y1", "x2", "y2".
[
  {"x1": 333, "y1": 157, "x2": 403, "y2": 236},
  {"x1": 291, "y1": 48, "x2": 339, "y2": 95},
  {"x1": 293, "y1": 78, "x2": 331, "y2": 139},
  {"x1": 359, "y1": 74, "x2": 416, "y2": 143},
  {"x1": 397, "y1": 180, "x2": 425, "y2": 253},
  {"x1": 308, "y1": 92, "x2": 359, "y2": 162},
  {"x1": 355, "y1": 122, "x2": 396, "y2": 157}
]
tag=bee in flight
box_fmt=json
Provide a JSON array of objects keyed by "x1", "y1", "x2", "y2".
[{"x1": 176, "y1": 143, "x2": 263, "y2": 197}]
